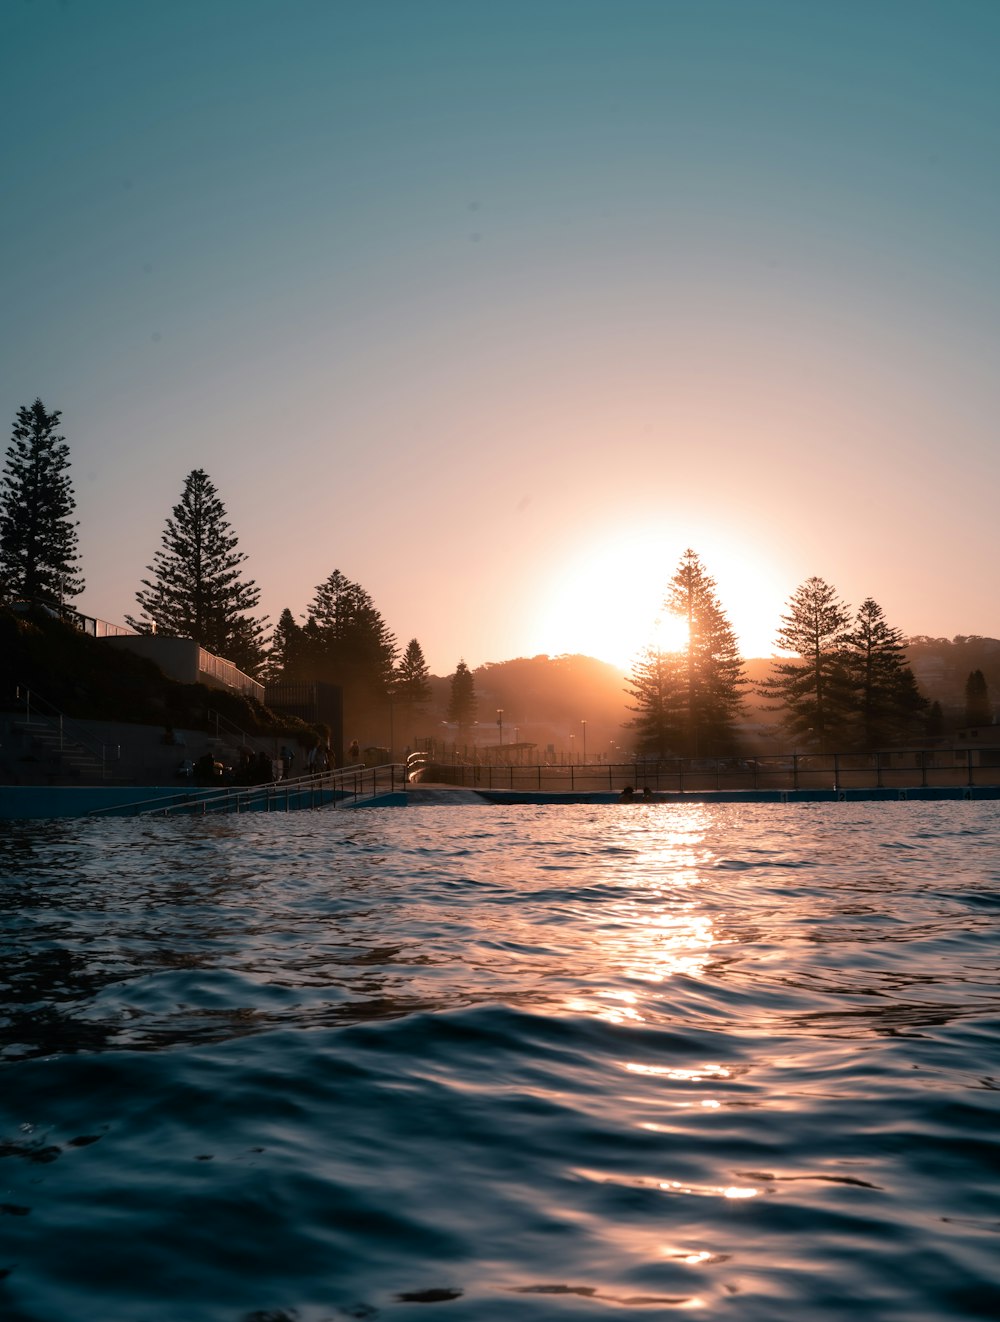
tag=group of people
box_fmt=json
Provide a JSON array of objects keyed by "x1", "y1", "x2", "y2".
[
  {"x1": 183, "y1": 736, "x2": 363, "y2": 788},
  {"x1": 619, "y1": 785, "x2": 657, "y2": 802}
]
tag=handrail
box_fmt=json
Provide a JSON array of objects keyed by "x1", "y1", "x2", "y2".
[
  {"x1": 85, "y1": 762, "x2": 407, "y2": 817},
  {"x1": 206, "y1": 707, "x2": 256, "y2": 748},
  {"x1": 14, "y1": 685, "x2": 119, "y2": 775}
]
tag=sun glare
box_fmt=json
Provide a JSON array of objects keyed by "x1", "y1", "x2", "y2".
[
  {"x1": 531, "y1": 546, "x2": 674, "y2": 671},
  {"x1": 530, "y1": 526, "x2": 786, "y2": 669}
]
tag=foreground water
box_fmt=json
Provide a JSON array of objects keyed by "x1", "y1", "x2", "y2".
[{"x1": 1, "y1": 801, "x2": 999, "y2": 1321}]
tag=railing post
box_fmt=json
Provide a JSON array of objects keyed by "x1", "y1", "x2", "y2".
[
  {"x1": 792, "y1": 755, "x2": 799, "y2": 791},
  {"x1": 875, "y1": 751, "x2": 882, "y2": 789}
]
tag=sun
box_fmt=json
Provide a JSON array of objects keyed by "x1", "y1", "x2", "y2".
[
  {"x1": 528, "y1": 526, "x2": 788, "y2": 669},
  {"x1": 529, "y1": 538, "x2": 686, "y2": 671}
]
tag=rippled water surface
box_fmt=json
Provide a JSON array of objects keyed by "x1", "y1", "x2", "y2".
[{"x1": 2, "y1": 801, "x2": 999, "y2": 1321}]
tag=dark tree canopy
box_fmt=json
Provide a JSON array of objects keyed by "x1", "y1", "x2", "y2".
[
  {"x1": 842, "y1": 598, "x2": 927, "y2": 748},
  {"x1": 0, "y1": 399, "x2": 84, "y2": 605},
  {"x1": 265, "y1": 607, "x2": 306, "y2": 682},
  {"x1": 926, "y1": 700, "x2": 945, "y2": 739},
  {"x1": 964, "y1": 669, "x2": 992, "y2": 728},
  {"x1": 127, "y1": 468, "x2": 266, "y2": 675},
  {"x1": 624, "y1": 645, "x2": 684, "y2": 758},
  {"x1": 626, "y1": 549, "x2": 746, "y2": 757},
  {"x1": 395, "y1": 638, "x2": 432, "y2": 707},
  {"x1": 307, "y1": 569, "x2": 398, "y2": 699},
  {"x1": 447, "y1": 658, "x2": 478, "y2": 731},
  {"x1": 270, "y1": 571, "x2": 398, "y2": 732},
  {"x1": 759, "y1": 575, "x2": 852, "y2": 749}
]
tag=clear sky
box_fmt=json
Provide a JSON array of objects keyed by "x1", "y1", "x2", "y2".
[{"x1": 3, "y1": 0, "x2": 998, "y2": 675}]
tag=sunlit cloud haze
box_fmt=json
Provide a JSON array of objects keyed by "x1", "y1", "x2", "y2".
[{"x1": 3, "y1": 0, "x2": 998, "y2": 674}]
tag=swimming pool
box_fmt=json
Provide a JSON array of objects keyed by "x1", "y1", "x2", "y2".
[{"x1": 2, "y1": 801, "x2": 998, "y2": 1320}]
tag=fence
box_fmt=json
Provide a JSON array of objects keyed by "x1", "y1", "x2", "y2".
[{"x1": 416, "y1": 747, "x2": 1000, "y2": 794}]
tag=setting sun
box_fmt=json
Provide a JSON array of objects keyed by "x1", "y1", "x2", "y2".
[{"x1": 529, "y1": 526, "x2": 787, "y2": 670}]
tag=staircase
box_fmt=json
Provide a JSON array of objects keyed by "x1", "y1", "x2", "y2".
[
  {"x1": 13, "y1": 719, "x2": 111, "y2": 781},
  {"x1": 10, "y1": 686, "x2": 117, "y2": 783}
]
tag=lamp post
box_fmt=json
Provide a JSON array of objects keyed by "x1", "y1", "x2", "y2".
[
  {"x1": 497, "y1": 708, "x2": 503, "y2": 756},
  {"x1": 581, "y1": 719, "x2": 587, "y2": 764}
]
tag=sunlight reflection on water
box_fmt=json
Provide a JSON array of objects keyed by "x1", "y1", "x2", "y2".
[{"x1": 1, "y1": 802, "x2": 999, "y2": 1321}]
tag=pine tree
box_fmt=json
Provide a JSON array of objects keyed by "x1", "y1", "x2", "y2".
[
  {"x1": 663, "y1": 548, "x2": 747, "y2": 756},
  {"x1": 307, "y1": 570, "x2": 398, "y2": 704},
  {"x1": 447, "y1": 659, "x2": 478, "y2": 732},
  {"x1": 926, "y1": 700, "x2": 945, "y2": 739},
  {"x1": 393, "y1": 638, "x2": 432, "y2": 749},
  {"x1": 842, "y1": 598, "x2": 927, "y2": 748},
  {"x1": 265, "y1": 607, "x2": 307, "y2": 682},
  {"x1": 127, "y1": 469, "x2": 266, "y2": 675},
  {"x1": 964, "y1": 669, "x2": 992, "y2": 728},
  {"x1": 759, "y1": 576, "x2": 852, "y2": 749},
  {"x1": 0, "y1": 399, "x2": 84, "y2": 606},
  {"x1": 395, "y1": 638, "x2": 432, "y2": 707},
  {"x1": 624, "y1": 644, "x2": 685, "y2": 757},
  {"x1": 627, "y1": 550, "x2": 746, "y2": 758}
]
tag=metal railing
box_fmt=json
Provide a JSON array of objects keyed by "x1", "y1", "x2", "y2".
[
  {"x1": 206, "y1": 707, "x2": 257, "y2": 750},
  {"x1": 412, "y1": 747, "x2": 1000, "y2": 794},
  {"x1": 13, "y1": 685, "x2": 120, "y2": 779},
  {"x1": 86, "y1": 762, "x2": 407, "y2": 817},
  {"x1": 196, "y1": 649, "x2": 264, "y2": 701}
]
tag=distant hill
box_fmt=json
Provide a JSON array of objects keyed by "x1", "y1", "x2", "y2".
[{"x1": 903, "y1": 635, "x2": 1000, "y2": 721}]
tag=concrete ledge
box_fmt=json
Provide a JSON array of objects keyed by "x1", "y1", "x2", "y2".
[{"x1": 4, "y1": 783, "x2": 997, "y2": 819}]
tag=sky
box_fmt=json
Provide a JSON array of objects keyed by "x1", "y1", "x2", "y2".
[{"x1": 3, "y1": 0, "x2": 999, "y2": 675}]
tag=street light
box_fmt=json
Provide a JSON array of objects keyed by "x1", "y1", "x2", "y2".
[
  {"x1": 581, "y1": 719, "x2": 587, "y2": 764},
  {"x1": 497, "y1": 709, "x2": 503, "y2": 748}
]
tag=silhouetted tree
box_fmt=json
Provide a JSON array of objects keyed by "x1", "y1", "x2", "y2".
[
  {"x1": 665, "y1": 548, "x2": 746, "y2": 755},
  {"x1": 624, "y1": 644, "x2": 684, "y2": 757},
  {"x1": 842, "y1": 598, "x2": 927, "y2": 748},
  {"x1": 760, "y1": 576, "x2": 852, "y2": 749},
  {"x1": 393, "y1": 638, "x2": 432, "y2": 748},
  {"x1": 625, "y1": 549, "x2": 746, "y2": 757},
  {"x1": 127, "y1": 469, "x2": 267, "y2": 675},
  {"x1": 299, "y1": 570, "x2": 398, "y2": 712},
  {"x1": 926, "y1": 700, "x2": 945, "y2": 740},
  {"x1": 964, "y1": 669, "x2": 992, "y2": 728},
  {"x1": 447, "y1": 659, "x2": 478, "y2": 732},
  {"x1": 0, "y1": 399, "x2": 84, "y2": 606},
  {"x1": 265, "y1": 607, "x2": 306, "y2": 682},
  {"x1": 395, "y1": 638, "x2": 432, "y2": 707}
]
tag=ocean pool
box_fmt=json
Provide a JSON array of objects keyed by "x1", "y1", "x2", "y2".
[{"x1": 2, "y1": 801, "x2": 999, "y2": 1320}]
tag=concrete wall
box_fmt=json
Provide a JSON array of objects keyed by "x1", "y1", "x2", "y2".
[
  {"x1": 0, "y1": 716, "x2": 311, "y2": 787},
  {"x1": 103, "y1": 635, "x2": 264, "y2": 701}
]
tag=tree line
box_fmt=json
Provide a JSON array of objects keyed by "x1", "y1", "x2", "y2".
[
  {"x1": 625, "y1": 549, "x2": 995, "y2": 756},
  {"x1": 0, "y1": 400, "x2": 994, "y2": 751},
  {"x1": 0, "y1": 400, "x2": 434, "y2": 728}
]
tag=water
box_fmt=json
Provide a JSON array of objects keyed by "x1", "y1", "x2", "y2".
[{"x1": 2, "y1": 801, "x2": 999, "y2": 1321}]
